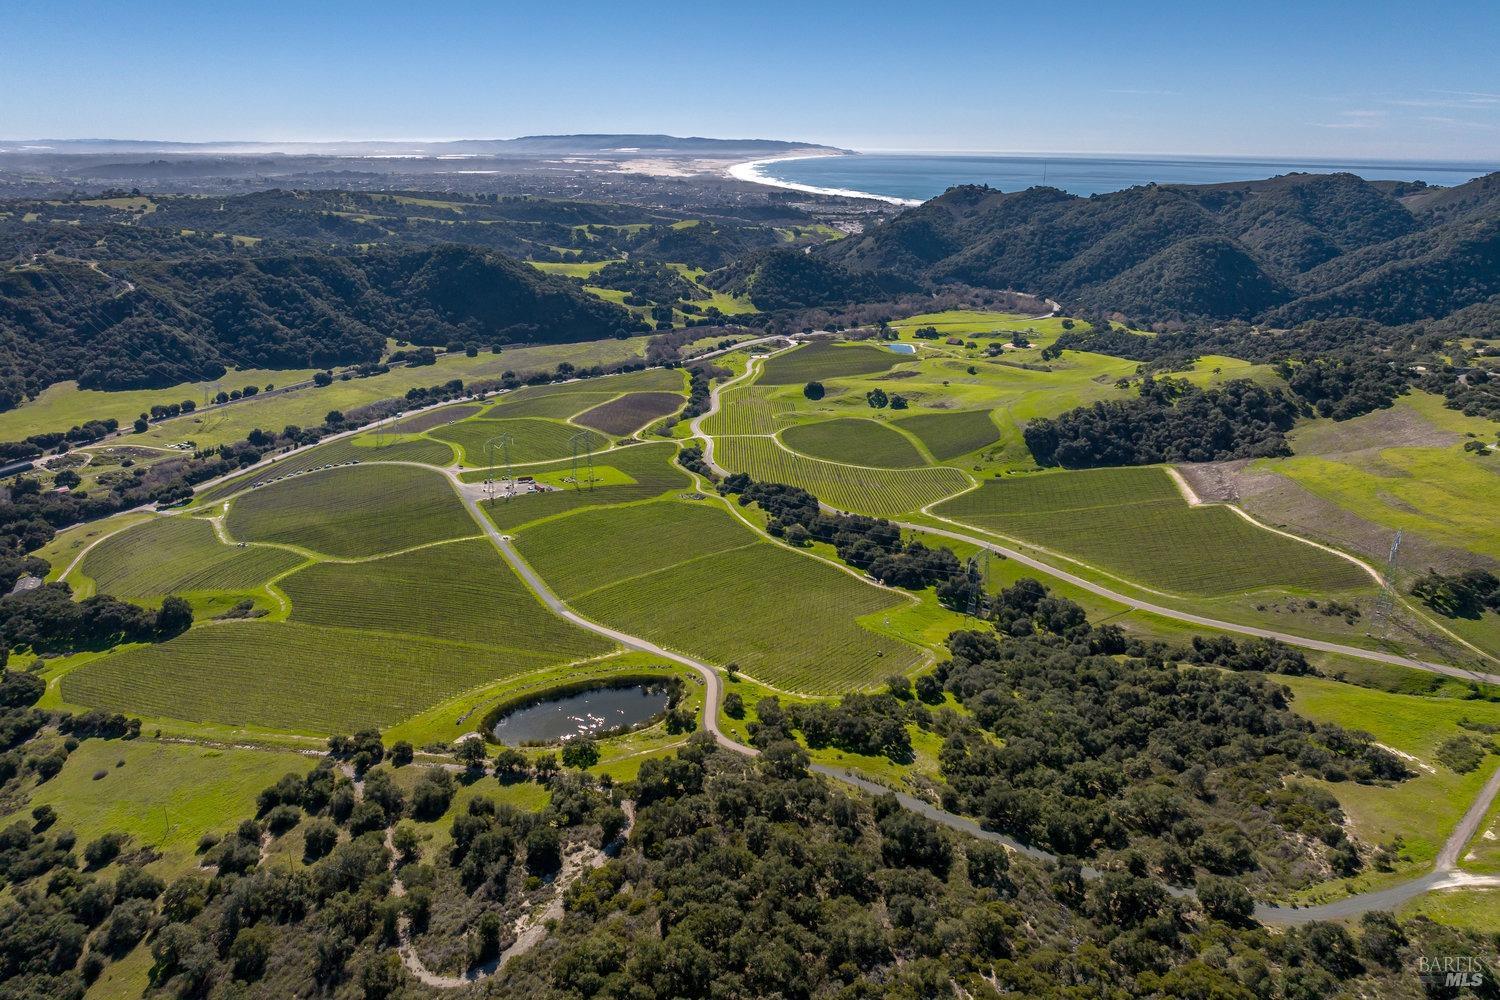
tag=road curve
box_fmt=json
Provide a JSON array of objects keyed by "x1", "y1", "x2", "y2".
[
  {"x1": 688, "y1": 339, "x2": 1493, "y2": 686},
  {"x1": 444, "y1": 464, "x2": 1500, "y2": 925},
  {"x1": 448, "y1": 479, "x2": 743, "y2": 756},
  {"x1": 903, "y1": 519, "x2": 1500, "y2": 687}
]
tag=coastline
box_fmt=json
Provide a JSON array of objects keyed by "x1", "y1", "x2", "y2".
[{"x1": 726, "y1": 153, "x2": 922, "y2": 206}]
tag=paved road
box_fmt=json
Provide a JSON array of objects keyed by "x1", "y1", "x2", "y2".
[
  {"x1": 689, "y1": 345, "x2": 1498, "y2": 687},
  {"x1": 905, "y1": 519, "x2": 1500, "y2": 687},
  {"x1": 676, "y1": 346, "x2": 1500, "y2": 922},
  {"x1": 448, "y1": 479, "x2": 741, "y2": 756},
  {"x1": 159, "y1": 354, "x2": 1500, "y2": 929},
  {"x1": 454, "y1": 469, "x2": 1500, "y2": 924}
]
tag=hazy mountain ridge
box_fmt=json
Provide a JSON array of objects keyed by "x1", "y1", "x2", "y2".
[{"x1": 0, "y1": 134, "x2": 846, "y2": 158}]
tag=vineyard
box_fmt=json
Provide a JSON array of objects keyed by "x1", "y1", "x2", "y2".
[
  {"x1": 280, "y1": 538, "x2": 610, "y2": 659},
  {"x1": 464, "y1": 442, "x2": 691, "y2": 531},
  {"x1": 935, "y1": 467, "x2": 1374, "y2": 596},
  {"x1": 756, "y1": 341, "x2": 907, "y2": 384},
  {"x1": 515, "y1": 500, "x2": 759, "y2": 599},
  {"x1": 895, "y1": 409, "x2": 1001, "y2": 460},
  {"x1": 714, "y1": 436, "x2": 970, "y2": 516},
  {"x1": 574, "y1": 391, "x2": 686, "y2": 436},
  {"x1": 700, "y1": 384, "x2": 791, "y2": 436},
  {"x1": 80, "y1": 516, "x2": 304, "y2": 601},
  {"x1": 62, "y1": 620, "x2": 566, "y2": 733},
  {"x1": 388, "y1": 403, "x2": 482, "y2": 433},
  {"x1": 486, "y1": 391, "x2": 617, "y2": 419},
  {"x1": 780, "y1": 418, "x2": 927, "y2": 469},
  {"x1": 198, "y1": 434, "x2": 455, "y2": 502},
  {"x1": 226, "y1": 463, "x2": 476, "y2": 558},
  {"x1": 429, "y1": 415, "x2": 607, "y2": 466},
  {"x1": 576, "y1": 542, "x2": 921, "y2": 693}
]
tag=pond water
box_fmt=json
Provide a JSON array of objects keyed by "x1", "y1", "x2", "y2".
[
  {"x1": 887, "y1": 342, "x2": 917, "y2": 354},
  {"x1": 489, "y1": 684, "x2": 671, "y2": 745}
]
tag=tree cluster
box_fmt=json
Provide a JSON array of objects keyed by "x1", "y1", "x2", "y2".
[
  {"x1": 936, "y1": 624, "x2": 1404, "y2": 881},
  {"x1": 1024, "y1": 379, "x2": 1298, "y2": 467},
  {"x1": 1410, "y1": 567, "x2": 1500, "y2": 619},
  {"x1": 720, "y1": 476, "x2": 977, "y2": 594}
]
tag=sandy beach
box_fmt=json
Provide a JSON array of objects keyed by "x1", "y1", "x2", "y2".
[{"x1": 726, "y1": 153, "x2": 922, "y2": 206}]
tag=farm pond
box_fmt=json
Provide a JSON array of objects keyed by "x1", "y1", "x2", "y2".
[
  {"x1": 887, "y1": 342, "x2": 917, "y2": 354},
  {"x1": 488, "y1": 681, "x2": 673, "y2": 745}
]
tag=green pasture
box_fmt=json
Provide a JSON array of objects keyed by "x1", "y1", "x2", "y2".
[
  {"x1": 1173, "y1": 354, "x2": 1282, "y2": 389},
  {"x1": 779, "y1": 417, "x2": 927, "y2": 468},
  {"x1": 889, "y1": 309, "x2": 1083, "y2": 342},
  {"x1": 0, "y1": 368, "x2": 315, "y2": 442},
  {"x1": 1265, "y1": 437, "x2": 1500, "y2": 563},
  {"x1": 26, "y1": 739, "x2": 313, "y2": 876},
  {"x1": 1279, "y1": 674, "x2": 1500, "y2": 901},
  {"x1": 226, "y1": 463, "x2": 474, "y2": 558},
  {"x1": 1399, "y1": 891, "x2": 1500, "y2": 933},
  {"x1": 123, "y1": 338, "x2": 649, "y2": 450},
  {"x1": 935, "y1": 467, "x2": 1373, "y2": 596},
  {"x1": 527, "y1": 258, "x2": 619, "y2": 278}
]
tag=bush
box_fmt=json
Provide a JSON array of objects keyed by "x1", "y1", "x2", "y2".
[
  {"x1": 265, "y1": 804, "x2": 302, "y2": 835},
  {"x1": 83, "y1": 831, "x2": 128, "y2": 869},
  {"x1": 303, "y1": 818, "x2": 339, "y2": 861}
]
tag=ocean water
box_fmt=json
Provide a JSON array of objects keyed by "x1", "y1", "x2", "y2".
[{"x1": 754, "y1": 153, "x2": 1497, "y2": 203}]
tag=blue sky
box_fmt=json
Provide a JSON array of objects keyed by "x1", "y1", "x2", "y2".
[{"x1": 4, "y1": 0, "x2": 1497, "y2": 160}]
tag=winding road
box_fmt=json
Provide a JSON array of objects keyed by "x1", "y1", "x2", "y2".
[
  {"x1": 691, "y1": 345, "x2": 1500, "y2": 687},
  {"x1": 449, "y1": 455, "x2": 1500, "y2": 926},
  {"x1": 677, "y1": 345, "x2": 1500, "y2": 923},
  {"x1": 160, "y1": 346, "x2": 1500, "y2": 936}
]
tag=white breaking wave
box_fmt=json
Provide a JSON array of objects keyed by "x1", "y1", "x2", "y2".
[{"x1": 726, "y1": 154, "x2": 922, "y2": 206}]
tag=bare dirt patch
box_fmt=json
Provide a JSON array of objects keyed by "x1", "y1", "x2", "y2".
[
  {"x1": 1287, "y1": 404, "x2": 1461, "y2": 457},
  {"x1": 1179, "y1": 460, "x2": 1496, "y2": 577}
]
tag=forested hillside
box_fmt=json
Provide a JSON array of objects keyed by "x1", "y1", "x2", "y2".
[
  {"x1": 705, "y1": 247, "x2": 918, "y2": 310},
  {"x1": 0, "y1": 244, "x2": 643, "y2": 406},
  {"x1": 819, "y1": 171, "x2": 1500, "y2": 324}
]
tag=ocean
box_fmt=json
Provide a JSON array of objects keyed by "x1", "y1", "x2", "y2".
[{"x1": 745, "y1": 153, "x2": 1498, "y2": 203}]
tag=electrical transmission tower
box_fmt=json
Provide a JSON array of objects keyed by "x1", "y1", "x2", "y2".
[
  {"x1": 1370, "y1": 530, "x2": 1404, "y2": 638},
  {"x1": 485, "y1": 433, "x2": 514, "y2": 503},
  {"x1": 569, "y1": 431, "x2": 596, "y2": 492}
]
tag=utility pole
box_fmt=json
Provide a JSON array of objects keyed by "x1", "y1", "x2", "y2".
[
  {"x1": 485, "y1": 433, "x2": 514, "y2": 502},
  {"x1": 569, "y1": 431, "x2": 595, "y2": 492},
  {"x1": 1371, "y1": 530, "x2": 1404, "y2": 639}
]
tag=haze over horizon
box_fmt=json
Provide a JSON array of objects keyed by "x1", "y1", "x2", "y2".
[{"x1": 6, "y1": 0, "x2": 1498, "y2": 162}]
